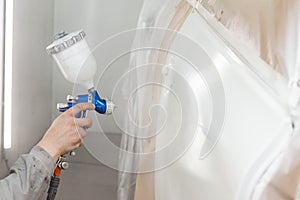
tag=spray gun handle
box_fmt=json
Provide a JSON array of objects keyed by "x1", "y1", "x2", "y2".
[
  {"x1": 56, "y1": 90, "x2": 115, "y2": 158},
  {"x1": 56, "y1": 98, "x2": 87, "y2": 158}
]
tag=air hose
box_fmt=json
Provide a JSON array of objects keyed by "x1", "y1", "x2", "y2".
[
  {"x1": 47, "y1": 164, "x2": 63, "y2": 200},
  {"x1": 47, "y1": 175, "x2": 60, "y2": 200}
]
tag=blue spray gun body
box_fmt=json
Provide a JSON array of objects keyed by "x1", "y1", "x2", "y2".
[{"x1": 57, "y1": 88, "x2": 114, "y2": 116}]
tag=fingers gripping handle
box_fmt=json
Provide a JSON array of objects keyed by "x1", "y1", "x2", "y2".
[{"x1": 56, "y1": 90, "x2": 115, "y2": 157}]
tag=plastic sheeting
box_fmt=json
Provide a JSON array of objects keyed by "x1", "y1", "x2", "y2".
[
  {"x1": 118, "y1": 0, "x2": 300, "y2": 199},
  {"x1": 118, "y1": 1, "x2": 196, "y2": 199}
]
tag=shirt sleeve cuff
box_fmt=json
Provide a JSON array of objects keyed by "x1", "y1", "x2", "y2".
[{"x1": 30, "y1": 146, "x2": 56, "y2": 176}]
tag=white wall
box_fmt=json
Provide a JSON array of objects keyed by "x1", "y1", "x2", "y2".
[
  {"x1": 1, "y1": 0, "x2": 54, "y2": 177},
  {"x1": 0, "y1": 0, "x2": 5, "y2": 177},
  {"x1": 52, "y1": 0, "x2": 143, "y2": 134}
]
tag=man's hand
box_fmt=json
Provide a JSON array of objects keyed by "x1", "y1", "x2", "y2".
[{"x1": 38, "y1": 103, "x2": 95, "y2": 162}]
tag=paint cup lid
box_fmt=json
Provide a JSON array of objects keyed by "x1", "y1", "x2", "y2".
[{"x1": 46, "y1": 30, "x2": 86, "y2": 55}]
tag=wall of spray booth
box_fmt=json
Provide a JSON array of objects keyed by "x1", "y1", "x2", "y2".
[{"x1": 0, "y1": 0, "x2": 54, "y2": 178}]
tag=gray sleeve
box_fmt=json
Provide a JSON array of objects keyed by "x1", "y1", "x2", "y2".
[{"x1": 0, "y1": 146, "x2": 55, "y2": 200}]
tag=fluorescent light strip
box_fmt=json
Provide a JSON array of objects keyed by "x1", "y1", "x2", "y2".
[{"x1": 4, "y1": 0, "x2": 13, "y2": 149}]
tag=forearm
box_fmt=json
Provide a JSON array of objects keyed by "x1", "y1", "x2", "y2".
[{"x1": 0, "y1": 146, "x2": 55, "y2": 200}]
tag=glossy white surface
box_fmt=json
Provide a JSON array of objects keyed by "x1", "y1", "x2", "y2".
[{"x1": 154, "y1": 12, "x2": 292, "y2": 200}]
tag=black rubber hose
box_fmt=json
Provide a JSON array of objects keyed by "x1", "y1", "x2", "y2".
[{"x1": 47, "y1": 176, "x2": 60, "y2": 200}]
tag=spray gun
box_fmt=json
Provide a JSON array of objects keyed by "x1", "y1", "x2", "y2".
[
  {"x1": 57, "y1": 88, "x2": 114, "y2": 116},
  {"x1": 46, "y1": 30, "x2": 115, "y2": 200}
]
